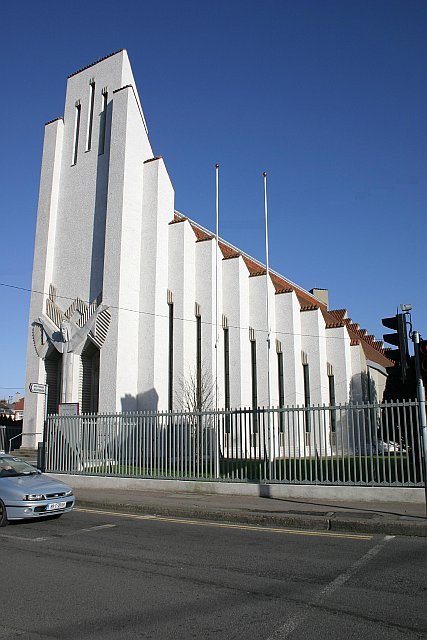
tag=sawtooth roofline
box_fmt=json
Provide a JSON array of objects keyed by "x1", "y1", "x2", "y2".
[
  {"x1": 173, "y1": 209, "x2": 326, "y2": 308},
  {"x1": 172, "y1": 210, "x2": 392, "y2": 368}
]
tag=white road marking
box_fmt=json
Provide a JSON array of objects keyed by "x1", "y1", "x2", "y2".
[
  {"x1": 0, "y1": 534, "x2": 51, "y2": 542},
  {"x1": 267, "y1": 534, "x2": 395, "y2": 639},
  {"x1": 0, "y1": 623, "x2": 49, "y2": 638},
  {"x1": 0, "y1": 523, "x2": 116, "y2": 542},
  {"x1": 75, "y1": 507, "x2": 373, "y2": 540},
  {"x1": 78, "y1": 524, "x2": 117, "y2": 533}
]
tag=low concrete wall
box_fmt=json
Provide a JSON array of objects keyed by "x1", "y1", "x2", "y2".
[{"x1": 49, "y1": 474, "x2": 425, "y2": 504}]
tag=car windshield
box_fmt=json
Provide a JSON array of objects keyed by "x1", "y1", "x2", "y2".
[{"x1": 0, "y1": 456, "x2": 37, "y2": 477}]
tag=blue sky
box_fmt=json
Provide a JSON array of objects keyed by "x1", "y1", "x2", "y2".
[{"x1": 0, "y1": 0, "x2": 426, "y2": 398}]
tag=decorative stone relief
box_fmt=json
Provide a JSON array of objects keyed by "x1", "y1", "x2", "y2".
[
  {"x1": 32, "y1": 285, "x2": 111, "y2": 359},
  {"x1": 31, "y1": 285, "x2": 112, "y2": 405}
]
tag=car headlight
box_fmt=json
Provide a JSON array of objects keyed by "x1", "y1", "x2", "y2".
[
  {"x1": 24, "y1": 494, "x2": 44, "y2": 501},
  {"x1": 65, "y1": 489, "x2": 73, "y2": 496}
]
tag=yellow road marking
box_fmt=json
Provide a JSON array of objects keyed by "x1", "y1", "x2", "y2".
[{"x1": 75, "y1": 507, "x2": 373, "y2": 540}]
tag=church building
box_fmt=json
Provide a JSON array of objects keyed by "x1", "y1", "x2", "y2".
[{"x1": 23, "y1": 50, "x2": 391, "y2": 448}]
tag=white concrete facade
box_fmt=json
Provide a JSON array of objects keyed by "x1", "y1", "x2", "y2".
[{"x1": 24, "y1": 50, "x2": 392, "y2": 448}]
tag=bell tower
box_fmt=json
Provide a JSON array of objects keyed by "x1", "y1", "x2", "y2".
[{"x1": 23, "y1": 50, "x2": 174, "y2": 447}]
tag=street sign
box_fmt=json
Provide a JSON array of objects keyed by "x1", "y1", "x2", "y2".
[{"x1": 29, "y1": 383, "x2": 47, "y2": 394}]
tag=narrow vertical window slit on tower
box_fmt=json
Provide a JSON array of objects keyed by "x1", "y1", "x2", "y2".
[
  {"x1": 168, "y1": 301, "x2": 174, "y2": 411},
  {"x1": 223, "y1": 326, "x2": 230, "y2": 411},
  {"x1": 99, "y1": 89, "x2": 108, "y2": 155},
  {"x1": 196, "y1": 312, "x2": 202, "y2": 411},
  {"x1": 329, "y1": 373, "x2": 336, "y2": 432},
  {"x1": 250, "y1": 335, "x2": 258, "y2": 436},
  {"x1": 72, "y1": 101, "x2": 81, "y2": 165},
  {"x1": 86, "y1": 80, "x2": 95, "y2": 151},
  {"x1": 303, "y1": 363, "x2": 311, "y2": 433},
  {"x1": 277, "y1": 350, "x2": 285, "y2": 431}
]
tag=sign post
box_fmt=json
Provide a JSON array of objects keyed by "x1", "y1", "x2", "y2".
[{"x1": 29, "y1": 382, "x2": 48, "y2": 471}]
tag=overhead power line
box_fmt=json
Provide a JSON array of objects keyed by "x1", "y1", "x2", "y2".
[{"x1": 0, "y1": 281, "x2": 376, "y2": 344}]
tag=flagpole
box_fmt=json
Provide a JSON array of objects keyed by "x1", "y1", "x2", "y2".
[
  {"x1": 263, "y1": 172, "x2": 271, "y2": 408},
  {"x1": 263, "y1": 172, "x2": 273, "y2": 472},
  {"x1": 215, "y1": 164, "x2": 219, "y2": 414},
  {"x1": 215, "y1": 163, "x2": 220, "y2": 478}
]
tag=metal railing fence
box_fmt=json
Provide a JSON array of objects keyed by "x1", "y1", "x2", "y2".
[
  {"x1": 0, "y1": 423, "x2": 23, "y2": 453},
  {"x1": 44, "y1": 400, "x2": 424, "y2": 486}
]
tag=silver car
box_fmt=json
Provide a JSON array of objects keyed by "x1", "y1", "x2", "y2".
[{"x1": 0, "y1": 454, "x2": 75, "y2": 526}]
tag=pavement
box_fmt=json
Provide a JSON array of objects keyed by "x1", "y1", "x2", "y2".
[
  {"x1": 73, "y1": 486, "x2": 427, "y2": 537},
  {"x1": 11, "y1": 451, "x2": 427, "y2": 537}
]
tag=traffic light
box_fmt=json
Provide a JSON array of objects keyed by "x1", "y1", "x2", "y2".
[{"x1": 382, "y1": 313, "x2": 409, "y2": 382}]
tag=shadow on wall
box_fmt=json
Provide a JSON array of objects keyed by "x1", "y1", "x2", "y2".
[
  {"x1": 330, "y1": 373, "x2": 379, "y2": 455},
  {"x1": 120, "y1": 388, "x2": 159, "y2": 413},
  {"x1": 349, "y1": 371, "x2": 378, "y2": 405}
]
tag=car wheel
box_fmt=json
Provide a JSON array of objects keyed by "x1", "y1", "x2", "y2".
[{"x1": 0, "y1": 499, "x2": 8, "y2": 527}]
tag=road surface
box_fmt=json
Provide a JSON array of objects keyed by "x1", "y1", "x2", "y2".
[{"x1": 0, "y1": 507, "x2": 426, "y2": 639}]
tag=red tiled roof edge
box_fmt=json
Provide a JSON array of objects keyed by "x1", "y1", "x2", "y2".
[
  {"x1": 168, "y1": 213, "x2": 326, "y2": 307},
  {"x1": 194, "y1": 227, "x2": 214, "y2": 242},
  {"x1": 346, "y1": 323, "x2": 393, "y2": 368},
  {"x1": 322, "y1": 308, "x2": 345, "y2": 328},
  {"x1": 169, "y1": 216, "x2": 393, "y2": 356},
  {"x1": 300, "y1": 304, "x2": 319, "y2": 312},
  {"x1": 328, "y1": 308, "x2": 347, "y2": 323},
  {"x1": 167, "y1": 211, "x2": 392, "y2": 367},
  {"x1": 323, "y1": 309, "x2": 392, "y2": 367},
  {"x1": 275, "y1": 286, "x2": 294, "y2": 294},
  {"x1": 219, "y1": 241, "x2": 240, "y2": 259},
  {"x1": 243, "y1": 256, "x2": 266, "y2": 276},
  {"x1": 170, "y1": 212, "x2": 187, "y2": 224},
  {"x1": 362, "y1": 341, "x2": 394, "y2": 368}
]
